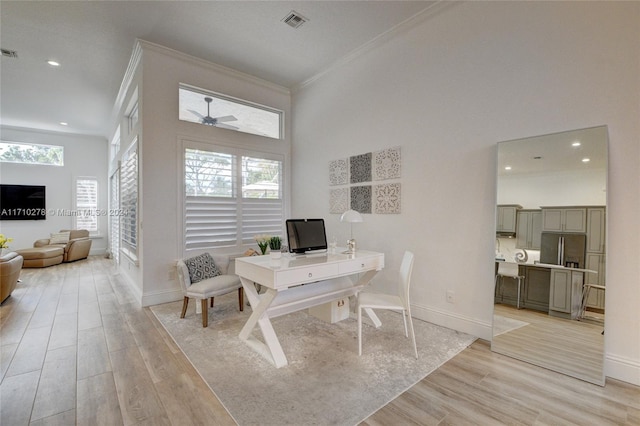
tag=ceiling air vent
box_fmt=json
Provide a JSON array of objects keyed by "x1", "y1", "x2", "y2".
[
  {"x1": 1, "y1": 48, "x2": 18, "y2": 58},
  {"x1": 282, "y1": 11, "x2": 308, "y2": 29}
]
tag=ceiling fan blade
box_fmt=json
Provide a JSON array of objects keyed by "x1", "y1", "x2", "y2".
[
  {"x1": 212, "y1": 115, "x2": 237, "y2": 123},
  {"x1": 188, "y1": 109, "x2": 205, "y2": 120},
  {"x1": 216, "y1": 123, "x2": 239, "y2": 130}
]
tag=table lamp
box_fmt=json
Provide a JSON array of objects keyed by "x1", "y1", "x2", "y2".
[{"x1": 340, "y1": 209, "x2": 363, "y2": 254}]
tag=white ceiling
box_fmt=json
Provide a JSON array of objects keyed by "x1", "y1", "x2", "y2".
[{"x1": 0, "y1": 1, "x2": 436, "y2": 138}]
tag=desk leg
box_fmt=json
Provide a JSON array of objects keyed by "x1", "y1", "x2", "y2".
[{"x1": 239, "y1": 278, "x2": 288, "y2": 368}]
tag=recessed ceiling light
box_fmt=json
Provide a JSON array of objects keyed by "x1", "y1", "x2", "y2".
[
  {"x1": 47, "y1": 60, "x2": 60, "y2": 67},
  {"x1": 572, "y1": 141, "x2": 581, "y2": 147},
  {"x1": 59, "y1": 122, "x2": 68, "y2": 126},
  {"x1": 504, "y1": 166, "x2": 512, "y2": 171},
  {"x1": 582, "y1": 158, "x2": 590, "y2": 163}
]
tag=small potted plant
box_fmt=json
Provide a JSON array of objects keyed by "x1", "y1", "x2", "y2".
[
  {"x1": 269, "y1": 236, "x2": 282, "y2": 259},
  {"x1": 254, "y1": 234, "x2": 271, "y2": 255}
]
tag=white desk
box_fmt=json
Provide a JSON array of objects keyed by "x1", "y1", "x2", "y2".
[{"x1": 235, "y1": 250, "x2": 385, "y2": 367}]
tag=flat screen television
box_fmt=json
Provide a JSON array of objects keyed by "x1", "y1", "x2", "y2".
[
  {"x1": 0, "y1": 184, "x2": 46, "y2": 220},
  {"x1": 286, "y1": 218, "x2": 328, "y2": 254}
]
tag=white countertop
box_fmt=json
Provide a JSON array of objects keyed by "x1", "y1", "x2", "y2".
[{"x1": 495, "y1": 260, "x2": 597, "y2": 274}]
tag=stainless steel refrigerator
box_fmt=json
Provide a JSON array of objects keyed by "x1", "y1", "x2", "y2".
[{"x1": 540, "y1": 233, "x2": 587, "y2": 268}]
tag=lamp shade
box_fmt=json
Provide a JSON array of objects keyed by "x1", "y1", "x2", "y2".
[{"x1": 340, "y1": 209, "x2": 363, "y2": 223}]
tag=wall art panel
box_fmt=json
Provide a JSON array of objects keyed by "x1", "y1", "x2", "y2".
[
  {"x1": 350, "y1": 153, "x2": 372, "y2": 184},
  {"x1": 374, "y1": 183, "x2": 401, "y2": 214},
  {"x1": 329, "y1": 158, "x2": 349, "y2": 186},
  {"x1": 329, "y1": 188, "x2": 349, "y2": 214},
  {"x1": 350, "y1": 185, "x2": 372, "y2": 214},
  {"x1": 373, "y1": 146, "x2": 401, "y2": 181}
]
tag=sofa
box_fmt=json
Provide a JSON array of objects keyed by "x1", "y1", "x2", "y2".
[
  {"x1": 17, "y1": 229, "x2": 93, "y2": 267},
  {"x1": 34, "y1": 229, "x2": 92, "y2": 263},
  {"x1": 1, "y1": 251, "x2": 24, "y2": 303}
]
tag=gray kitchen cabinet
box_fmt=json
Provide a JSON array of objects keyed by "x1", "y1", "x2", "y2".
[
  {"x1": 496, "y1": 205, "x2": 521, "y2": 234},
  {"x1": 586, "y1": 207, "x2": 606, "y2": 253},
  {"x1": 542, "y1": 207, "x2": 587, "y2": 233},
  {"x1": 522, "y1": 266, "x2": 551, "y2": 312},
  {"x1": 494, "y1": 264, "x2": 550, "y2": 312},
  {"x1": 516, "y1": 210, "x2": 542, "y2": 250},
  {"x1": 549, "y1": 269, "x2": 584, "y2": 319}
]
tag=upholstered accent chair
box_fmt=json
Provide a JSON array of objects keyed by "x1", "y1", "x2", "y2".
[
  {"x1": 176, "y1": 253, "x2": 243, "y2": 327},
  {"x1": 34, "y1": 229, "x2": 92, "y2": 263},
  {"x1": 1, "y1": 251, "x2": 24, "y2": 303}
]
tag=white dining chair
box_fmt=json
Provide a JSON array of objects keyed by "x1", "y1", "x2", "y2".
[
  {"x1": 357, "y1": 251, "x2": 418, "y2": 358},
  {"x1": 495, "y1": 261, "x2": 524, "y2": 309}
]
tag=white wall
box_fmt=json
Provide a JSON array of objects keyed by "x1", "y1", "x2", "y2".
[
  {"x1": 291, "y1": 1, "x2": 639, "y2": 385},
  {"x1": 498, "y1": 169, "x2": 607, "y2": 208},
  {"x1": 0, "y1": 126, "x2": 108, "y2": 254},
  {"x1": 129, "y1": 41, "x2": 291, "y2": 306}
]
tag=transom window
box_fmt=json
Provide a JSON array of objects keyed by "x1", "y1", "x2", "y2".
[
  {"x1": 0, "y1": 141, "x2": 64, "y2": 166},
  {"x1": 179, "y1": 85, "x2": 283, "y2": 140}
]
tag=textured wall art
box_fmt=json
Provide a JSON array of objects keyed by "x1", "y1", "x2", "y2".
[
  {"x1": 350, "y1": 185, "x2": 372, "y2": 214},
  {"x1": 329, "y1": 159, "x2": 349, "y2": 186},
  {"x1": 329, "y1": 188, "x2": 349, "y2": 214},
  {"x1": 373, "y1": 146, "x2": 401, "y2": 181},
  {"x1": 374, "y1": 183, "x2": 401, "y2": 214},
  {"x1": 350, "y1": 153, "x2": 372, "y2": 184},
  {"x1": 329, "y1": 146, "x2": 401, "y2": 215}
]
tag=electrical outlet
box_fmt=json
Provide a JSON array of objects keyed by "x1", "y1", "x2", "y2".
[{"x1": 446, "y1": 290, "x2": 455, "y2": 304}]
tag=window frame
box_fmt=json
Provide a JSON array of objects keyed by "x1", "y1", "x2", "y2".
[
  {"x1": 74, "y1": 176, "x2": 99, "y2": 236},
  {"x1": 180, "y1": 139, "x2": 286, "y2": 254},
  {"x1": 120, "y1": 139, "x2": 138, "y2": 262},
  {"x1": 0, "y1": 141, "x2": 64, "y2": 166},
  {"x1": 179, "y1": 83, "x2": 284, "y2": 140}
]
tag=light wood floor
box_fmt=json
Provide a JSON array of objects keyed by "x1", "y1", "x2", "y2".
[
  {"x1": 492, "y1": 303, "x2": 605, "y2": 385},
  {"x1": 1, "y1": 257, "x2": 638, "y2": 425}
]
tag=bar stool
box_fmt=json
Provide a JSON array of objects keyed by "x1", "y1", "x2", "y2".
[
  {"x1": 579, "y1": 283, "x2": 606, "y2": 320},
  {"x1": 495, "y1": 262, "x2": 525, "y2": 309}
]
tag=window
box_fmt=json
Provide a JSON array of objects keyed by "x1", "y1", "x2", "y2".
[
  {"x1": 184, "y1": 145, "x2": 283, "y2": 251},
  {"x1": 109, "y1": 170, "x2": 120, "y2": 263},
  {"x1": 128, "y1": 103, "x2": 139, "y2": 133},
  {"x1": 75, "y1": 177, "x2": 98, "y2": 234},
  {"x1": 120, "y1": 141, "x2": 138, "y2": 259},
  {"x1": 179, "y1": 85, "x2": 283, "y2": 140},
  {"x1": 110, "y1": 126, "x2": 121, "y2": 162},
  {"x1": 0, "y1": 141, "x2": 64, "y2": 166}
]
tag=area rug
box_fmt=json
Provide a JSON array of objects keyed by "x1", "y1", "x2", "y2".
[
  {"x1": 493, "y1": 314, "x2": 530, "y2": 337},
  {"x1": 150, "y1": 294, "x2": 476, "y2": 426}
]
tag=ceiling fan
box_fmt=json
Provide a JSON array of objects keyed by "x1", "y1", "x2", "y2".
[{"x1": 188, "y1": 97, "x2": 238, "y2": 130}]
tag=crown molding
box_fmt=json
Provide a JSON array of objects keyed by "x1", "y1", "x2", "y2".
[{"x1": 293, "y1": 1, "x2": 457, "y2": 93}]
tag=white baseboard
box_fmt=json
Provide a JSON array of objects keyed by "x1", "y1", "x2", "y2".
[
  {"x1": 141, "y1": 288, "x2": 182, "y2": 307},
  {"x1": 411, "y1": 303, "x2": 492, "y2": 341},
  {"x1": 605, "y1": 353, "x2": 640, "y2": 386}
]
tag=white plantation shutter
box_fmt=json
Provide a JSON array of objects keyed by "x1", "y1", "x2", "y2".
[
  {"x1": 109, "y1": 170, "x2": 120, "y2": 263},
  {"x1": 75, "y1": 177, "x2": 98, "y2": 233},
  {"x1": 120, "y1": 142, "x2": 138, "y2": 256},
  {"x1": 184, "y1": 146, "x2": 283, "y2": 251}
]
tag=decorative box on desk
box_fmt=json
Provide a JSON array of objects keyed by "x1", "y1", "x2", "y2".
[{"x1": 309, "y1": 297, "x2": 350, "y2": 323}]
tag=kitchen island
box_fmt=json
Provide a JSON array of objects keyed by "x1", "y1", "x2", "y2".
[{"x1": 495, "y1": 261, "x2": 597, "y2": 320}]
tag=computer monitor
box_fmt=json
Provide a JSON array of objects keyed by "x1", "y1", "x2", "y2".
[{"x1": 285, "y1": 219, "x2": 328, "y2": 254}]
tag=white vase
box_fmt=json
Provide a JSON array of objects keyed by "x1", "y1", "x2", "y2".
[{"x1": 270, "y1": 251, "x2": 282, "y2": 260}]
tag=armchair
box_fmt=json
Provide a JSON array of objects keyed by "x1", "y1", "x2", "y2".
[
  {"x1": 1, "y1": 252, "x2": 24, "y2": 303},
  {"x1": 176, "y1": 253, "x2": 243, "y2": 327},
  {"x1": 34, "y1": 229, "x2": 92, "y2": 262}
]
